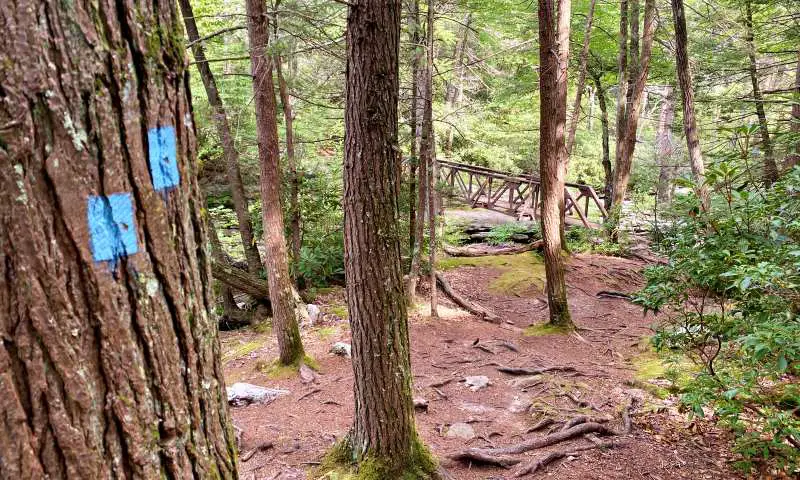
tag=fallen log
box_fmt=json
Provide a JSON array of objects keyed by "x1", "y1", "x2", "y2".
[
  {"x1": 497, "y1": 365, "x2": 577, "y2": 376},
  {"x1": 435, "y1": 272, "x2": 502, "y2": 323},
  {"x1": 442, "y1": 240, "x2": 543, "y2": 257},
  {"x1": 211, "y1": 261, "x2": 270, "y2": 301}
]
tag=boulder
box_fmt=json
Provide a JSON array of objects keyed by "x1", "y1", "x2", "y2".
[
  {"x1": 445, "y1": 422, "x2": 476, "y2": 440},
  {"x1": 464, "y1": 375, "x2": 490, "y2": 391},
  {"x1": 330, "y1": 342, "x2": 352, "y2": 358},
  {"x1": 226, "y1": 382, "x2": 288, "y2": 407}
]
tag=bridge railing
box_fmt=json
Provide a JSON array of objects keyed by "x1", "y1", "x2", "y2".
[{"x1": 438, "y1": 160, "x2": 608, "y2": 228}]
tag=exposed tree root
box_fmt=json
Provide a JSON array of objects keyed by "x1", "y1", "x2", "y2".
[
  {"x1": 497, "y1": 365, "x2": 577, "y2": 376},
  {"x1": 435, "y1": 272, "x2": 502, "y2": 323},
  {"x1": 526, "y1": 418, "x2": 556, "y2": 433},
  {"x1": 512, "y1": 438, "x2": 623, "y2": 477},
  {"x1": 442, "y1": 240, "x2": 543, "y2": 257},
  {"x1": 448, "y1": 449, "x2": 522, "y2": 467}
]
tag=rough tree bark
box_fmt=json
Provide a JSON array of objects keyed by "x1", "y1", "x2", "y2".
[
  {"x1": 539, "y1": 0, "x2": 574, "y2": 328},
  {"x1": 613, "y1": 0, "x2": 629, "y2": 210},
  {"x1": 340, "y1": 0, "x2": 436, "y2": 475},
  {"x1": 443, "y1": 12, "x2": 472, "y2": 157},
  {"x1": 246, "y1": 0, "x2": 305, "y2": 365},
  {"x1": 566, "y1": 0, "x2": 597, "y2": 155},
  {"x1": 671, "y1": 0, "x2": 709, "y2": 210},
  {"x1": 743, "y1": 0, "x2": 777, "y2": 185},
  {"x1": 407, "y1": 0, "x2": 422, "y2": 258},
  {"x1": 611, "y1": 0, "x2": 656, "y2": 209},
  {"x1": 180, "y1": 0, "x2": 263, "y2": 275},
  {"x1": 655, "y1": 87, "x2": 677, "y2": 204},
  {"x1": 0, "y1": 1, "x2": 237, "y2": 477},
  {"x1": 787, "y1": 48, "x2": 800, "y2": 170},
  {"x1": 589, "y1": 68, "x2": 613, "y2": 209}
]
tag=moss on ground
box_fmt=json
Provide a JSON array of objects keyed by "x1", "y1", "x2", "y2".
[
  {"x1": 257, "y1": 354, "x2": 320, "y2": 379},
  {"x1": 316, "y1": 326, "x2": 338, "y2": 339},
  {"x1": 317, "y1": 434, "x2": 438, "y2": 480},
  {"x1": 222, "y1": 340, "x2": 264, "y2": 363},
  {"x1": 630, "y1": 341, "x2": 696, "y2": 399},
  {"x1": 524, "y1": 322, "x2": 572, "y2": 336},
  {"x1": 437, "y1": 252, "x2": 546, "y2": 296},
  {"x1": 327, "y1": 304, "x2": 349, "y2": 320}
]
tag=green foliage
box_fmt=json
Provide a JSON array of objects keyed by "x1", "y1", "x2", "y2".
[
  {"x1": 485, "y1": 222, "x2": 539, "y2": 245},
  {"x1": 565, "y1": 226, "x2": 627, "y2": 256},
  {"x1": 635, "y1": 164, "x2": 800, "y2": 473}
]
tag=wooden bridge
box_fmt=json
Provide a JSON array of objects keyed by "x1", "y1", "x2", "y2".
[{"x1": 439, "y1": 160, "x2": 608, "y2": 228}]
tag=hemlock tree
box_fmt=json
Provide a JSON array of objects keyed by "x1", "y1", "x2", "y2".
[
  {"x1": 246, "y1": 0, "x2": 305, "y2": 365},
  {"x1": 538, "y1": 0, "x2": 574, "y2": 328},
  {"x1": 0, "y1": 1, "x2": 236, "y2": 477},
  {"x1": 330, "y1": 0, "x2": 438, "y2": 476}
]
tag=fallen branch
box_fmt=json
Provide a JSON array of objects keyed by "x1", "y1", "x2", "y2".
[
  {"x1": 241, "y1": 441, "x2": 274, "y2": 462},
  {"x1": 497, "y1": 365, "x2": 577, "y2": 376},
  {"x1": 442, "y1": 240, "x2": 543, "y2": 257},
  {"x1": 596, "y1": 290, "x2": 633, "y2": 300},
  {"x1": 211, "y1": 261, "x2": 270, "y2": 301},
  {"x1": 435, "y1": 272, "x2": 502, "y2": 323}
]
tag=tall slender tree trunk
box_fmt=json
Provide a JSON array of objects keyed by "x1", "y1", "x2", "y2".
[
  {"x1": 611, "y1": 0, "x2": 656, "y2": 209},
  {"x1": 408, "y1": 0, "x2": 421, "y2": 259},
  {"x1": 443, "y1": 13, "x2": 472, "y2": 157},
  {"x1": 743, "y1": 0, "x2": 777, "y2": 185},
  {"x1": 208, "y1": 216, "x2": 242, "y2": 321},
  {"x1": 655, "y1": 87, "x2": 676, "y2": 204},
  {"x1": 612, "y1": 0, "x2": 629, "y2": 214},
  {"x1": 671, "y1": 0, "x2": 709, "y2": 209},
  {"x1": 246, "y1": 0, "x2": 305, "y2": 365},
  {"x1": 786, "y1": 48, "x2": 800, "y2": 170},
  {"x1": 180, "y1": 0, "x2": 263, "y2": 275},
  {"x1": 339, "y1": 0, "x2": 436, "y2": 475},
  {"x1": 423, "y1": 0, "x2": 439, "y2": 317},
  {"x1": 0, "y1": 1, "x2": 236, "y2": 477},
  {"x1": 590, "y1": 69, "x2": 613, "y2": 209},
  {"x1": 566, "y1": 0, "x2": 597, "y2": 154},
  {"x1": 275, "y1": 58, "x2": 302, "y2": 267},
  {"x1": 539, "y1": 0, "x2": 573, "y2": 328}
]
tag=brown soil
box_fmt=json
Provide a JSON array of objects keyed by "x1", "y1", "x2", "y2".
[{"x1": 223, "y1": 253, "x2": 741, "y2": 479}]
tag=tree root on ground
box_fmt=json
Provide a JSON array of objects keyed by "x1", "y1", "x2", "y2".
[
  {"x1": 512, "y1": 438, "x2": 624, "y2": 477},
  {"x1": 497, "y1": 365, "x2": 578, "y2": 376},
  {"x1": 435, "y1": 272, "x2": 502, "y2": 323}
]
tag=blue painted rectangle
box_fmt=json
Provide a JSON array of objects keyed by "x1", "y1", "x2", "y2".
[
  {"x1": 147, "y1": 126, "x2": 180, "y2": 190},
  {"x1": 87, "y1": 193, "x2": 139, "y2": 262}
]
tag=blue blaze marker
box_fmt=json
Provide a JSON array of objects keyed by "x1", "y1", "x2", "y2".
[
  {"x1": 147, "y1": 126, "x2": 180, "y2": 190},
  {"x1": 87, "y1": 193, "x2": 139, "y2": 262}
]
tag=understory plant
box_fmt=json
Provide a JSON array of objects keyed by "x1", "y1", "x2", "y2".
[{"x1": 635, "y1": 162, "x2": 800, "y2": 474}]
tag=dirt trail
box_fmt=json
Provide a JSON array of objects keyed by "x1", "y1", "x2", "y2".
[{"x1": 224, "y1": 253, "x2": 739, "y2": 479}]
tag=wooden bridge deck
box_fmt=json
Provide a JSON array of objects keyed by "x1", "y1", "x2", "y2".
[{"x1": 439, "y1": 160, "x2": 608, "y2": 228}]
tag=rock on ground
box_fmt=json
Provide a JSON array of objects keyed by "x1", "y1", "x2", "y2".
[{"x1": 227, "y1": 382, "x2": 288, "y2": 407}]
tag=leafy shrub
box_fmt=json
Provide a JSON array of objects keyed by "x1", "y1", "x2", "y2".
[
  {"x1": 485, "y1": 222, "x2": 539, "y2": 245},
  {"x1": 635, "y1": 163, "x2": 800, "y2": 474}
]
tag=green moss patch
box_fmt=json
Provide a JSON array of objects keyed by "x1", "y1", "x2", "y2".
[
  {"x1": 630, "y1": 343, "x2": 696, "y2": 399},
  {"x1": 317, "y1": 435, "x2": 438, "y2": 480},
  {"x1": 316, "y1": 326, "x2": 338, "y2": 339},
  {"x1": 438, "y1": 252, "x2": 546, "y2": 296},
  {"x1": 524, "y1": 322, "x2": 572, "y2": 336},
  {"x1": 222, "y1": 340, "x2": 265, "y2": 363},
  {"x1": 256, "y1": 354, "x2": 320, "y2": 379},
  {"x1": 326, "y1": 305, "x2": 349, "y2": 320}
]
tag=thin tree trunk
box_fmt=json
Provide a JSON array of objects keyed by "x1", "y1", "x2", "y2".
[
  {"x1": 743, "y1": 0, "x2": 777, "y2": 185},
  {"x1": 671, "y1": 0, "x2": 709, "y2": 209},
  {"x1": 566, "y1": 0, "x2": 597, "y2": 154},
  {"x1": 612, "y1": 0, "x2": 629, "y2": 214},
  {"x1": 655, "y1": 87, "x2": 676, "y2": 204},
  {"x1": 340, "y1": 0, "x2": 435, "y2": 475},
  {"x1": 423, "y1": 0, "x2": 438, "y2": 317},
  {"x1": 180, "y1": 0, "x2": 263, "y2": 275},
  {"x1": 246, "y1": 0, "x2": 305, "y2": 365},
  {"x1": 539, "y1": 0, "x2": 573, "y2": 328},
  {"x1": 208, "y1": 215, "x2": 241, "y2": 320},
  {"x1": 444, "y1": 13, "x2": 472, "y2": 157},
  {"x1": 408, "y1": 0, "x2": 421, "y2": 260},
  {"x1": 0, "y1": 1, "x2": 236, "y2": 477},
  {"x1": 611, "y1": 0, "x2": 657, "y2": 209},
  {"x1": 786, "y1": 48, "x2": 800, "y2": 170},
  {"x1": 590, "y1": 70, "x2": 613, "y2": 209},
  {"x1": 275, "y1": 58, "x2": 302, "y2": 267}
]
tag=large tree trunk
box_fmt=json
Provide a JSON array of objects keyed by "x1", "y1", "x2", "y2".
[
  {"x1": 443, "y1": 12, "x2": 472, "y2": 157},
  {"x1": 539, "y1": 0, "x2": 573, "y2": 328},
  {"x1": 566, "y1": 0, "x2": 597, "y2": 154},
  {"x1": 611, "y1": 0, "x2": 656, "y2": 209},
  {"x1": 743, "y1": 0, "x2": 777, "y2": 185},
  {"x1": 671, "y1": 0, "x2": 709, "y2": 210},
  {"x1": 655, "y1": 87, "x2": 677, "y2": 204},
  {"x1": 0, "y1": 1, "x2": 236, "y2": 477},
  {"x1": 590, "y1": 69, "x2": 613, "y2": 209},
  {"x1": 246, "y1": 0, "x2": 305, "y2": 365},
  {"x1": 180, "y1": 0, "x2": 263, "y2": 275},
  {"x1": 407, "y1": 0, "x2": 421, "y2": 260},
  {"x1": 341, "y1": 0, "x2": 435, "y2": 475},
  {"x1": 787, "y1": 48, "x2": 800, "y2": 170}
]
